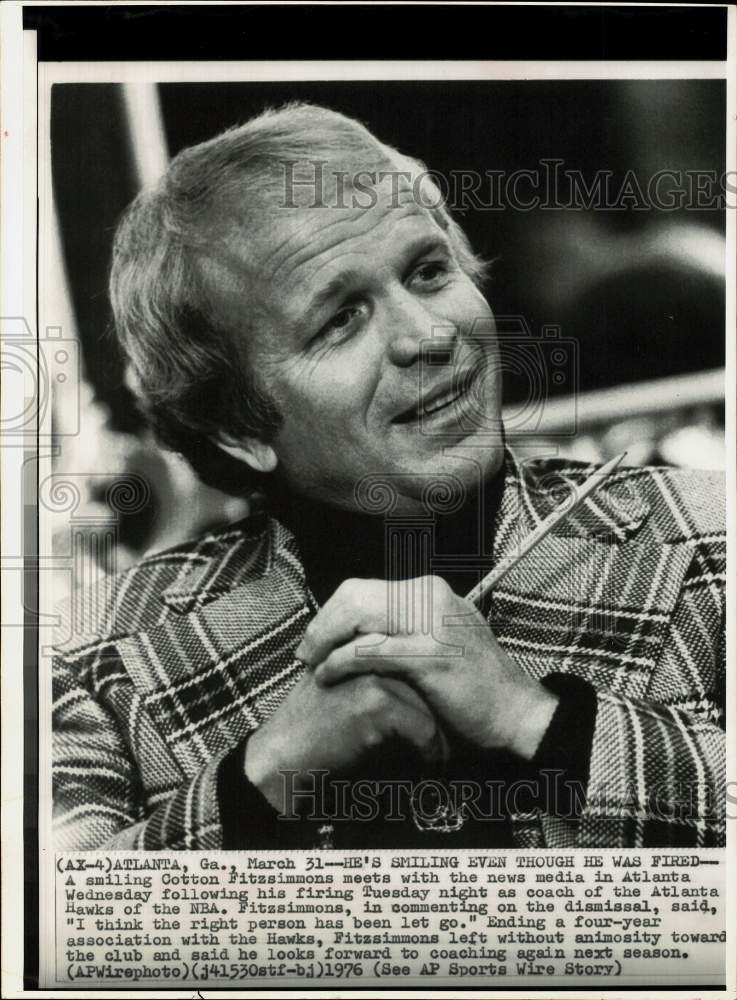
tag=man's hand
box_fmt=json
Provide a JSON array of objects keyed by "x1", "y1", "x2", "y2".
[
  {"x1": 297, "y1": 576, "x2": 559, "y2": 761},
  {"x1": 244, "y1": 670, "x2": 448, "y2": 812}
]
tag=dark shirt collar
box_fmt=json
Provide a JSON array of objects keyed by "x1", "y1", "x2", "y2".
[{"x1": 267, "y1": 454, "x2": 507, "y2": 606}]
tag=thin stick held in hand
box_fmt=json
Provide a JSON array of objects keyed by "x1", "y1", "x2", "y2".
[{"x1": 465, "y1": 452, "x2": 627, "y2": 607}]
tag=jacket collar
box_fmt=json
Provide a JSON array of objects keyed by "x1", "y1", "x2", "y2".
[
  {"x1": 159, "y1": 513, "x2": 307, "y2": 614},
  {"x1": 497, "y1": 449, "x2": 650, "y2": 551},
  {"x1": 159, "y1": 449, "x2": 650, "y2": 613}
]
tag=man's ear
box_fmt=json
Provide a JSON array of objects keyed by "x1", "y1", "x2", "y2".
[{"x1": 212, "y1": 433, "x2": 278, "y2": 474}]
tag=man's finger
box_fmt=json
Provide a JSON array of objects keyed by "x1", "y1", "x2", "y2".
[
  {"x1": 296, "y1": 578, "x2": 389, "y2": 666},
  {"x1": 314, "y1": 633, "x2": 421, "y2": 686},
  {"x1": 372, "y1": 674, "x2": 432, "y2": 715}
]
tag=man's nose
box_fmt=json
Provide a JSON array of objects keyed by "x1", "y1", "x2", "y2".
[{"x1": 384, "y1": 293, "x2": 458, "y2": 368}]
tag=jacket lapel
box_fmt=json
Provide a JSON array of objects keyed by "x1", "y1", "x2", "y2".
[
  {"x1": 489, "y1": 453, "x2": 693, "y2": 700},
  {"x1": 117, "y1": 517, "x2": 313, "y2": 774}
]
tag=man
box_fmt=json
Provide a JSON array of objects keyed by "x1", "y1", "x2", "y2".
[{"x1": 53, "y1": 103, "x2": 725, "y2": 850}]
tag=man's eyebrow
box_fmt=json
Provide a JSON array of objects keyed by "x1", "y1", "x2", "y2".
[
  {"x1": 304, "y1": 273, "x2": 356, "y2": 320},
  {"x1": 304, "y1": 235, "x2": 454, "y2": 320},
  {"x1": 404, "y1": 235, "x2": 453, "y2": 264}
]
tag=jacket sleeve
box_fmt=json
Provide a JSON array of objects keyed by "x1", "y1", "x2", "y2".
[
  {"x1": 53, "y1": 651, "x2": 228, "y2": 850},
  {"x1": 570, "y1": 573, "x2": 725, "y2": 849}
]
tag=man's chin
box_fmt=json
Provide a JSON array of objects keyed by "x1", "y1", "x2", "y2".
[
  {"x1": 435, "y1": 437, "x2": 505, "y2": 495},
  {"x1": 373, "y1": 445, "x2": 503, "y2": 515}
]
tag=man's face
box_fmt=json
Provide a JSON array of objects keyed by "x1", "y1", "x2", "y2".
[{"x1": 222, "y1": 177, "x2": 504, "y2": 512}]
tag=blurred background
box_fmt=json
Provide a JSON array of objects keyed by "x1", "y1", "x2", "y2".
[{"x1": 47, "y1": 79, "x2": 726, "y2": 587}]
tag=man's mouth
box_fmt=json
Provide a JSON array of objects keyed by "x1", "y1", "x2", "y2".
[{"x1": 392, "y1": 371, "x2": 475, "y2": 424}]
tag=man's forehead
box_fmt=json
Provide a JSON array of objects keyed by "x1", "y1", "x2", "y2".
[
  {"x1": 238, "y1": 175, "x2": 443, "y2": 289},
  {"x1": 284, "y1": 157, "x2": 419, "y2": 209}
]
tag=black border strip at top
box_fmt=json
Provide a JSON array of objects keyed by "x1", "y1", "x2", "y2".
[{"x1": 24, "y1": 4, "x2": 728, "y2": 62}]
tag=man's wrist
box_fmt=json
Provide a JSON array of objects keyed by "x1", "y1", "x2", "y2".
[
  {"x1": 503, "y1": 680, "x2": 560, "y2": 761},
  {"x1": 218, "y1": 737, "x2": 282, "y2": 849},
  {"x1": 243, "y1": 726, "x2": 286, "y2": 813}
]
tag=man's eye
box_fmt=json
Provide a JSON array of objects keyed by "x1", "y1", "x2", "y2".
[
  {"x1": 313, "y1": 304, "x2": 363, "y2": 345},
  {"x1": 412, "y1": 261, "x2": 449, "y2": 286},
  {"x1": 329, "y1": 307, "x2": 358, "y2": 330}
]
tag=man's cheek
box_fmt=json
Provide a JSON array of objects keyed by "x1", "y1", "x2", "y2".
[{"x1": 284, "y1": 398, "x2": 356, "y2": 453}]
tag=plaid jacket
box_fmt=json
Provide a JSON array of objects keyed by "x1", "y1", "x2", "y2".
[{"x1": 53, "y1": 453, "x2": 726, "y2": 850}]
